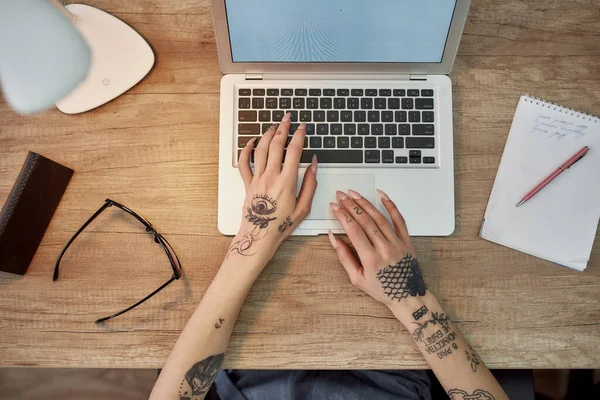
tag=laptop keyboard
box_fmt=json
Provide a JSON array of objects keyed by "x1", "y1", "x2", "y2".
[{"x1": 235, "y1": 86, "x2": 438, "y2": 166}]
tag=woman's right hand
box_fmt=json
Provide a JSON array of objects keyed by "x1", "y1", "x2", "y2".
[{"x1": 327, "y1": 189, "x2": 428, "y2": 310}]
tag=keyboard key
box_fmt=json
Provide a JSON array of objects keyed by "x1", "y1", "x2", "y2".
[
  {"x1": 407, "y1": 89, "x2": 420, "y2": 96},
  {"x1": 252, "y1": 98, "x2": 264, "y2": 109},
  {"x1": 309, "y1": 89, "x2": 321, "y2": 96},
  {"x1": 354, "y1": 111, "x2": 366, "y2": 122},
  {"x1": 238, "y1": 136, "x2": 260, "y2": 147},
  {"x1": 344, "y1": 124, "x2": 357, "y2": 135},
  {"x1": 289, "y1": 111, "x2": 298, "y2": 122},
  {"x1": 324, "y1": 137, "x2": 336, "y2": 148},
  {"x1": 320, "y1": 98, "x2": 332, "y2": 109},
  {"x1": 289, "y1": 123, "x2": 299, "y2": 134},
  {"x1": 409, "y1": 111, "x2": 421, "y2": 122},
  {"x1": 365, "y1": 150, "x2": 380, "y2": 163},
  {"x1": 337, "y1": 137, "x2": 350, "y2": 148},
  {"x1": 398, "y1": 124, "x2": 411, "y2": 135},
  {"x1": 300, "y1": 150, "x2": 362, "y2": 163},
  {"x1": 331, "y1": 124, "x2": 343, "y2": 135},
  {"x1": 293, "y1": 98, "x2": 305, "y2": 109},
  {"x1": 238, "y1": 123, "x2": 260, "y2": 134},
  {"x1": 239, "y1": 97, "x2": 251, "y2": 109},
  {"x1": 252, "y1": 88, "x2": 265, "y2": 96},
  {"x1": 409, "y1": 150, "x2": 422, "y2": 157},
  {"x1": 273, "y1": 110, "x2": 285, "y2": 121},
  {"x1": 368, "y1": 111, "x2": 379, "y2": 122},
  {"x1": 358, "y1": 124, "x2": 370, "y2": 135},
  {"x1": 395, "y1": 111, "x2": 407, "y2": 122},
  {"x1": 317, "y1": 124, "x2": 329, "y2": 135},
  {"x1": 239, "y1": 88, "x2": 251, "y2": 96},
  {"x1": 323, "y1": 89, "x2": 336, "y2": 96},
  {"x1": 306, "y1": 123, "x2": 315, "y2": 135},
  {"x1": 402, "y1": 98, "x2": 414, "y2": 109},
  {"x1": 295, "y1": 88, "x2": 307, "y2": 96},
  {"x1": 259, "y1": 110, "x2": 270, "y2": 121},
  {"x1": 307, "y1": 98, "x2": 319, "y2": 109},
  {"x1": 310, "y1": 136, "x2": 322, "y2": 148},
  {"x1": 341, "y1": 111, "x2": 353, "y2": 122},
  {"x1": 262, "y1": 123, "x2": 272, "y2": 133},
  {"x1": 337, "y1": 89, "x2": 349, "y2": 96},
  {"x1": 385, "y1": 124, "x2": 397, "y2": 135},
  {"x1": 392, "y1": 137, "x2": 404, "y2": 148},
  {"x1": 304, "y1": 137, "x2": 309, "y2": 148},
  {"x1": 327, "y1": 111, "x2": 339, "y2": 122},
  {"x1": 371, "y1": 124, "x2": 384, "y2": 135},
  {"x1": 348, "y1": 98, "x2": 359, "y2": 109},
  {"x1": 360, "y1": 98, "x2": 373, "y2": 109},
  {"x1": 351, "y1": 137, "x2": 363, "y2": 148},
  {"x1": 413, "y1": 124, "x2": 435, "y2": 135},
  {"x1": 375, "y1": 98, "x2": 387, "y2": 109},
  {"x1": 388, "y1": 98, "x2": 400, "y2": 109},
  {"x1": 266, "y1": 98, "x2": 278, "y2": 109},
  {"x1": 421, "y1": 89, "x2": 434, "y2": 97},
  {"x1": 393, "y1": 89, "x2": 406, "y2": 96},
  {"x1": 396, "y1": 156, "x2": 408, "y2": 163},
  {"x1": 351, "y1": 89, "x2": 364, "y2": 96},
  {"x1": 379, "y1": 89, "x2": 391, "y2": 96},
  {"x1": 365, "y1": 89, "x2": 377, "y2": 96},
  {"x1": 422, "y1": 111, "x2": 434, "y2": 122},
  {"x1": 313, "y1": 111, "x2": 326, "y2": 122},
  {"x1": 410, "y1": 157, "x2": 421, "y2": 164},
  {"x1": 406, "y1": 137, "x2": 435, "y2": 149},
  {"x1": 239, "y1": 110, "x2": 257, "y2": 121},
  {"x1": 415, "y1": 98, "x2": 434, "y2": 110},
  {"x1": 382, "y1": 111, "x2": 393, "y2": 122},
  {"x1": 279, "y1": 98, "x2": 291, "y2": 109},
  {"x1": 365, "y1": 137, "x2": 377, "y2": 148},
  {"x1": 267, "y1": 88, "x2": 279, "y2": 96},
  {"x1": 300, "y1": 110, "x2": 312, "y2": 122},
  {"x1": 423, "y1": 156, "x2": 435, "y2": 164},
  {"x1": 281, "y1": 89, "x2": 293, "y2": 96},
  {"x1": 237, "y1": 149, "x2": 254, "y2": 162},
  {"x1": 382, "y1": 150, "x2": 394, "y2": 163},
  {"x1": 378, "y1": 137, "x2": 390, "y2": 148},
  {"x1": 334, "y1": 98, "x2": 346, "y2": 109}
]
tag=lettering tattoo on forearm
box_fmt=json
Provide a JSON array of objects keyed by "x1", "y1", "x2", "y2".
[
  {"x1": 179, "y1": 353, "x2": 224, "y2": 400},
  {"x1": 466, "y1": 347, "x2": 481, "y2": 372},
  {"x1": 412, "y1": 312, "x2": 459, "y2": 359},
  {"x1": 377, "y1": 254, "x2": 427, "y2": 301},
  {"x1": 214, "y1": 318, "x2": 225, "y2": 329},
  {"x1": 278, "y1": 216, "x2": 293, "y2": 233},
  {"x1": 447, "y1": 388, "x2": 495, "y2": 400},
  {"x1": 412, "y1": 312, "x2": 450, "y2": 342},
  {"x1": 245, "y1": 194, "x2": 277, "y2": 228},
  {"x1": 412, "y1": 305, "x2": 428, "y2": 320}
]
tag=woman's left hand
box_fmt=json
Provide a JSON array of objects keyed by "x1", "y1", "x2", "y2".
[{"x1": 226, "y1": 112, "x2": 318, "y2": 265}]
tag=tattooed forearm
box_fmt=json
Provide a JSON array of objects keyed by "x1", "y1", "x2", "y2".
[
  {"x1": 412, "y1": 305, "x2": 428, "y2": 321},
  {"x1": 278, "y1": 216, "x2": 293, "y2": 233},
  {"x1": 179, "y1": 353, "x2": 224, "y2": 400},
  {"x1": 377, "y1": 254, "x2": 427, "y2": 301},
  {"x1": 246, "y1": 194, "x2": 277, "y2": 228},
  {"x1": 448, "y1": 388, "x2": 495, "y2": 400},
  {"x1": 412, "y1": 312, "x2": 459, "y2": 359},
  {"x1": 214, "y1": 318, "x2": 225, "y2": 329},
  {"x1": 412, "y1": 312, "x2": 450, "y2": 342},
  {"x1": 227, "y1": 227, "x2": 267, "y2": 258},
  {"x1": 466, "y1": 347, "x2": 481, "y2": 372}
]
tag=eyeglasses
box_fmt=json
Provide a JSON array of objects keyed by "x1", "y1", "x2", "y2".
[{"x1": 54, "y1": 199, "x2": 183, "y2": 323}]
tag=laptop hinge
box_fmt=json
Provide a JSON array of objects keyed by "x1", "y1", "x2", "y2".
[
  {"x1": 409, "y1": 74, "x2": 428, "y2": 81},
  {"x1": 245, "y1": 73, "x2": 263, "y2": 80}
]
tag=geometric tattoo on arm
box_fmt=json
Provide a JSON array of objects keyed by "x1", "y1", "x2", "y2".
[
  {"x1": 278, "y1": 216, "x2": 293, "y2": 234},
  {"x1": 447, "y1": 389, "x2": 495, "y2": 400},
  {"x1": 377, "y1": 254, "x2": 427, "y2": 302},
  {"x1": 412, "y1": 311, "x2": 450, "y2": 342},
  {"x1": 465, "y1": 347, "x2": 481, "y2": 372},
  {"x1": 226, "y1": 227, "x2": 267, "y2": 258},
  {"x1": 178, "y1": 353, "x2": 224, "y2": 400},
  {"x1": 245, "y1": 194, "x2": 277, "y2": 228}
]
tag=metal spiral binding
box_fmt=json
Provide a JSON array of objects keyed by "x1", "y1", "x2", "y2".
[{"x1": 523, "y1": 94, "x2": 599, "y2": 123}]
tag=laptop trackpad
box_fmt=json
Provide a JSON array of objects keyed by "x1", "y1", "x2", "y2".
[{"x1": 298, "y1": 173, "x2": 376, "y2": 220}]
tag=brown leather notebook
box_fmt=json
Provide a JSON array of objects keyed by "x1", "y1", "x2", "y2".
[{"x1": 0, "y1": 152, "x2": 74, "y2": 275}]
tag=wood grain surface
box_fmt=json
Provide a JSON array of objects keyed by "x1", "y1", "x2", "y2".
[{"x1": 0, "y1": 0, "x2": 599, "y2": 369}]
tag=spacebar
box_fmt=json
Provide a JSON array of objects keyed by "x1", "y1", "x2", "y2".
[{"x1": 300, "y1": 150, "x2": 363, "y2": 163}]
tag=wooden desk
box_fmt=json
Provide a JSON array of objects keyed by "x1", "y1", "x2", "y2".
[{"x1": 1, "y1": 0, "x2": 599, "y2": 369}]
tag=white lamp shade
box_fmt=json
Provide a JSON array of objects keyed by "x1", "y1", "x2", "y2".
[{"x1": 0, "y1": 0, "x2": 91, "y2": 114}]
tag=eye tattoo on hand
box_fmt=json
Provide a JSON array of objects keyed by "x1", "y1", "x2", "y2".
[{"x1": 245, "y1": 194, "x2": 277, "y2": 228}]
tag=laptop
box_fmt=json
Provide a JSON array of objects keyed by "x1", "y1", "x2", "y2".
[{"x1": 214, "y1": 0, "x2": 471, "y2": 236}]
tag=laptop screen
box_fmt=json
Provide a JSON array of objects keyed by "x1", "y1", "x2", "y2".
[{"x1": 225, "y1": 0, "x2": 457, "y2": 63}]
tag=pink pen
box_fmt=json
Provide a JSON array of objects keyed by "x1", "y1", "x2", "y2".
[{"x1": 516, "y1": 146, "x2": 590, "y2": 207}]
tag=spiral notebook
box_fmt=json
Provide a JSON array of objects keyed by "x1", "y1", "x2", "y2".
[{"x1": 481, "y1": 95, "x2": 600, "y2": 271}]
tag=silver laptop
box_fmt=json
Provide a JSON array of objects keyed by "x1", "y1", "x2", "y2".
[{"x1": 214, "y1": 0, "x2": 470, "y2": 236}]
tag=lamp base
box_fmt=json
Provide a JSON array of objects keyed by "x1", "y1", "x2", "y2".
[{"x1": 55, "y1": 4, "x2": 154, "y2": 114}]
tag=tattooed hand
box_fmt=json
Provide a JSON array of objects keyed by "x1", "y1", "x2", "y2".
[
  {"x1": 328, "y1": 189, "x2": 427, "y2": 308},
  {"x1": 228, "y1": 112, "x2": 318, "y2": 262}
]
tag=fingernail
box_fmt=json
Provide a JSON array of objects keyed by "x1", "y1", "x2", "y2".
[
  {"x1": 329, "y1": 202, "x2": 341, "y2": 211},
  {"x1": 246, "y1": 137, "x2": 256, "y2": 146},
  {"x1": 348, "y1": 189, "x2": 361, "y2": 200},
  {"x1": 282, "y1": 112, "x2": 291, "y2": 122},
  {"x1": 268, "y1": 123, "x2": 278, "y2": 131},
  {"x1": 336, "y1": 191, "x2": 348, "y2": 200},
  {"x1": 328, "y1": 230, "x2": 338, "y2": 249},
  {"x1": 376, "y1": 189, "x2": 390, "y2": 201},
  {"x1": 299, "y1": 122, "x2": 306, "y2": 129},
  {"x1": 310, "y1": 154, "x2": 318, "y2": 173}
]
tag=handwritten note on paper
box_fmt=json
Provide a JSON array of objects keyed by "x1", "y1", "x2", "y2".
[{"x1": 531, "y1": 114, "x2": 588, "y2": 140}]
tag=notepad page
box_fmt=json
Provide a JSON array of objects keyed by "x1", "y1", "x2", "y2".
[{"x1": 481, "y1": 96, "x2": 600, "y2": 271}]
